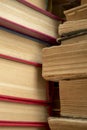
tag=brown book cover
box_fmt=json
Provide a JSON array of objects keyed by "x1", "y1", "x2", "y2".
[
  {"x1": 59, "y1": 78, "x2": 87, "y2": 118},
  {"x1": 42, "y1": 41, "x2": 87, "y2": 81}
]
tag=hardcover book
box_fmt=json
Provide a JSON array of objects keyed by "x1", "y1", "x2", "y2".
[
  {"x1": 0, "y1": 0, "x2": 63, "y2": 44},
  {"x1": 0, "y1": 100, "x2": 48, "y2": 122},
  {"x1": 0, "y1": 27, "x2": 48, "y2": 101}
]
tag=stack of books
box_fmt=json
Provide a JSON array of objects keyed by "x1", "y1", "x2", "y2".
[
  {"x1": 0, "y1": 0, "x2": 63, "y2": 129},
  {"x1": 42, "y1": 1, "x2": 87, "y2": 130}
]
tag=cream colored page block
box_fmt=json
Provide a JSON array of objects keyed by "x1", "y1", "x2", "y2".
[
  {"x1": 26, "y1": 0, "x2": 47, "y2": 9},
  {"x1": 42, "y1": 41, "x2": 87, "y2": 81},
  {"x1": 48, "y1": 117, "x2": 87, "y2": 130},
  {"x1": 0, "y1": 0, "x2": 59, "y2": 37},
  {"x1": 0, "y1": 101, "x2": 48, "y2": 122},
  {"x1": 0, "y1": 29, "x2": 47, "y2": 63},
  {"x1": 0, "y1": 58, "x2": 47, "y2": 100}
]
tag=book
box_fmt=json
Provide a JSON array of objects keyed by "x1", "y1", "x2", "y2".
[
  {"x1": 24, "y1": 0, "x2": 48, "y2": 10},
  {"x1": 59, "y1": 78, "x2": 87, "y2": 118},
  {"x1": 64, "y1": 4, "x2": 87, "y2": 21},
  {"x1": 81, "y1": 0, "x2": 87, "y2": 5},
  {"x1": 42, "y1": 41, "x2": 87, "y2": 81},
  {"x1": 48, "y1": 117, "x2": 87, "y2": 130},
  {"x1": 0, "y1": 100, "x2": 48, "y2": 122},
  {"x1": 0, "y1": 0, "x2": 63, "y2": 44},
  {"x1": 58, "y1": 19, "x2": 87, "y2": 36},
  {"x1": 0, "y1": 27, "x2": 48, "y2": 101},
  {"x1": 0, "y1": 27, "x2": 48, "y2": 64},
  {"x1": 57, "y1": 30, "x2": 87, "y2": 45}
]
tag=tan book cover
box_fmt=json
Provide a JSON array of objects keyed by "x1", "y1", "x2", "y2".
[
  {"x1": 58, "y1": 19, "x2": 87, "y2": 36},
  {"x1": 42, "y1": 41, "x2": 87, "y2": 81},
  {"x1": 48, "y1": 117, "x2": 87, "y2": 130},
  {"x1": 0, "y1": 100, "x2": 48, "y2": 122},
  {"x1": 59, "y1": 78, "x2": 87, "y2": 118}
]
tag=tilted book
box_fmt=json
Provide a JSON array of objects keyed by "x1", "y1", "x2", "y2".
[
  {"x1": 48, "y1": 117, "x2": 87, "y2": 130},
  {"x1": 59, "y1": 78, "x2": 87, "y2": 118},
  {"x1": 0, "y1": 27, "x2": 48, "y2": 101},
  {"x1": 0, "y1": 0, "x2": 63, "y2": 44},
  {"x1": 42, "y1": 41, "x2": 87, "y2": 81}
]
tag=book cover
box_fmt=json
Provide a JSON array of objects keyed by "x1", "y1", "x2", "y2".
[
  {"x1": 42, "y1": 41, "x2": 87, "y2": 81},
  {"x1": 59, "y1": 78, "x2": 87, "y2": 118}
]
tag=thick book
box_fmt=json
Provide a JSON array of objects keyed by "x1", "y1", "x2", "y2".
[
  {"x1": 42, "y1": 41, "x2": 87, "y2": 81},
  {"x1": 64, "y1": 4, "x2": 87, "y2": 21},
  {"x1": 59, "y1": 78, "x2": 87, "y2": 118},
  {"x1": 0, "y1": 27, "x2": 48, "y2": 64},
  {"x1": 0, "y1": 0, "x2": 63, "y2": 44},
  {"x1": 24, "y1": 0, "x2": 48, "y2": 10},
  {"x1": 0, "y1": 27, "x2": 48, "y2": 101},
  {"x1": 0, "y1": 100, "x2": 48, "y2": 122},
  {"x1": 58, "y1": 19, "x2": 87, "y2": 36},
  {"x1": 57, "y1": 30, "x2": 87, "y2": 45},
  {"x1": 48, "y1": 117, "x2": 87, "y2": 130}
]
